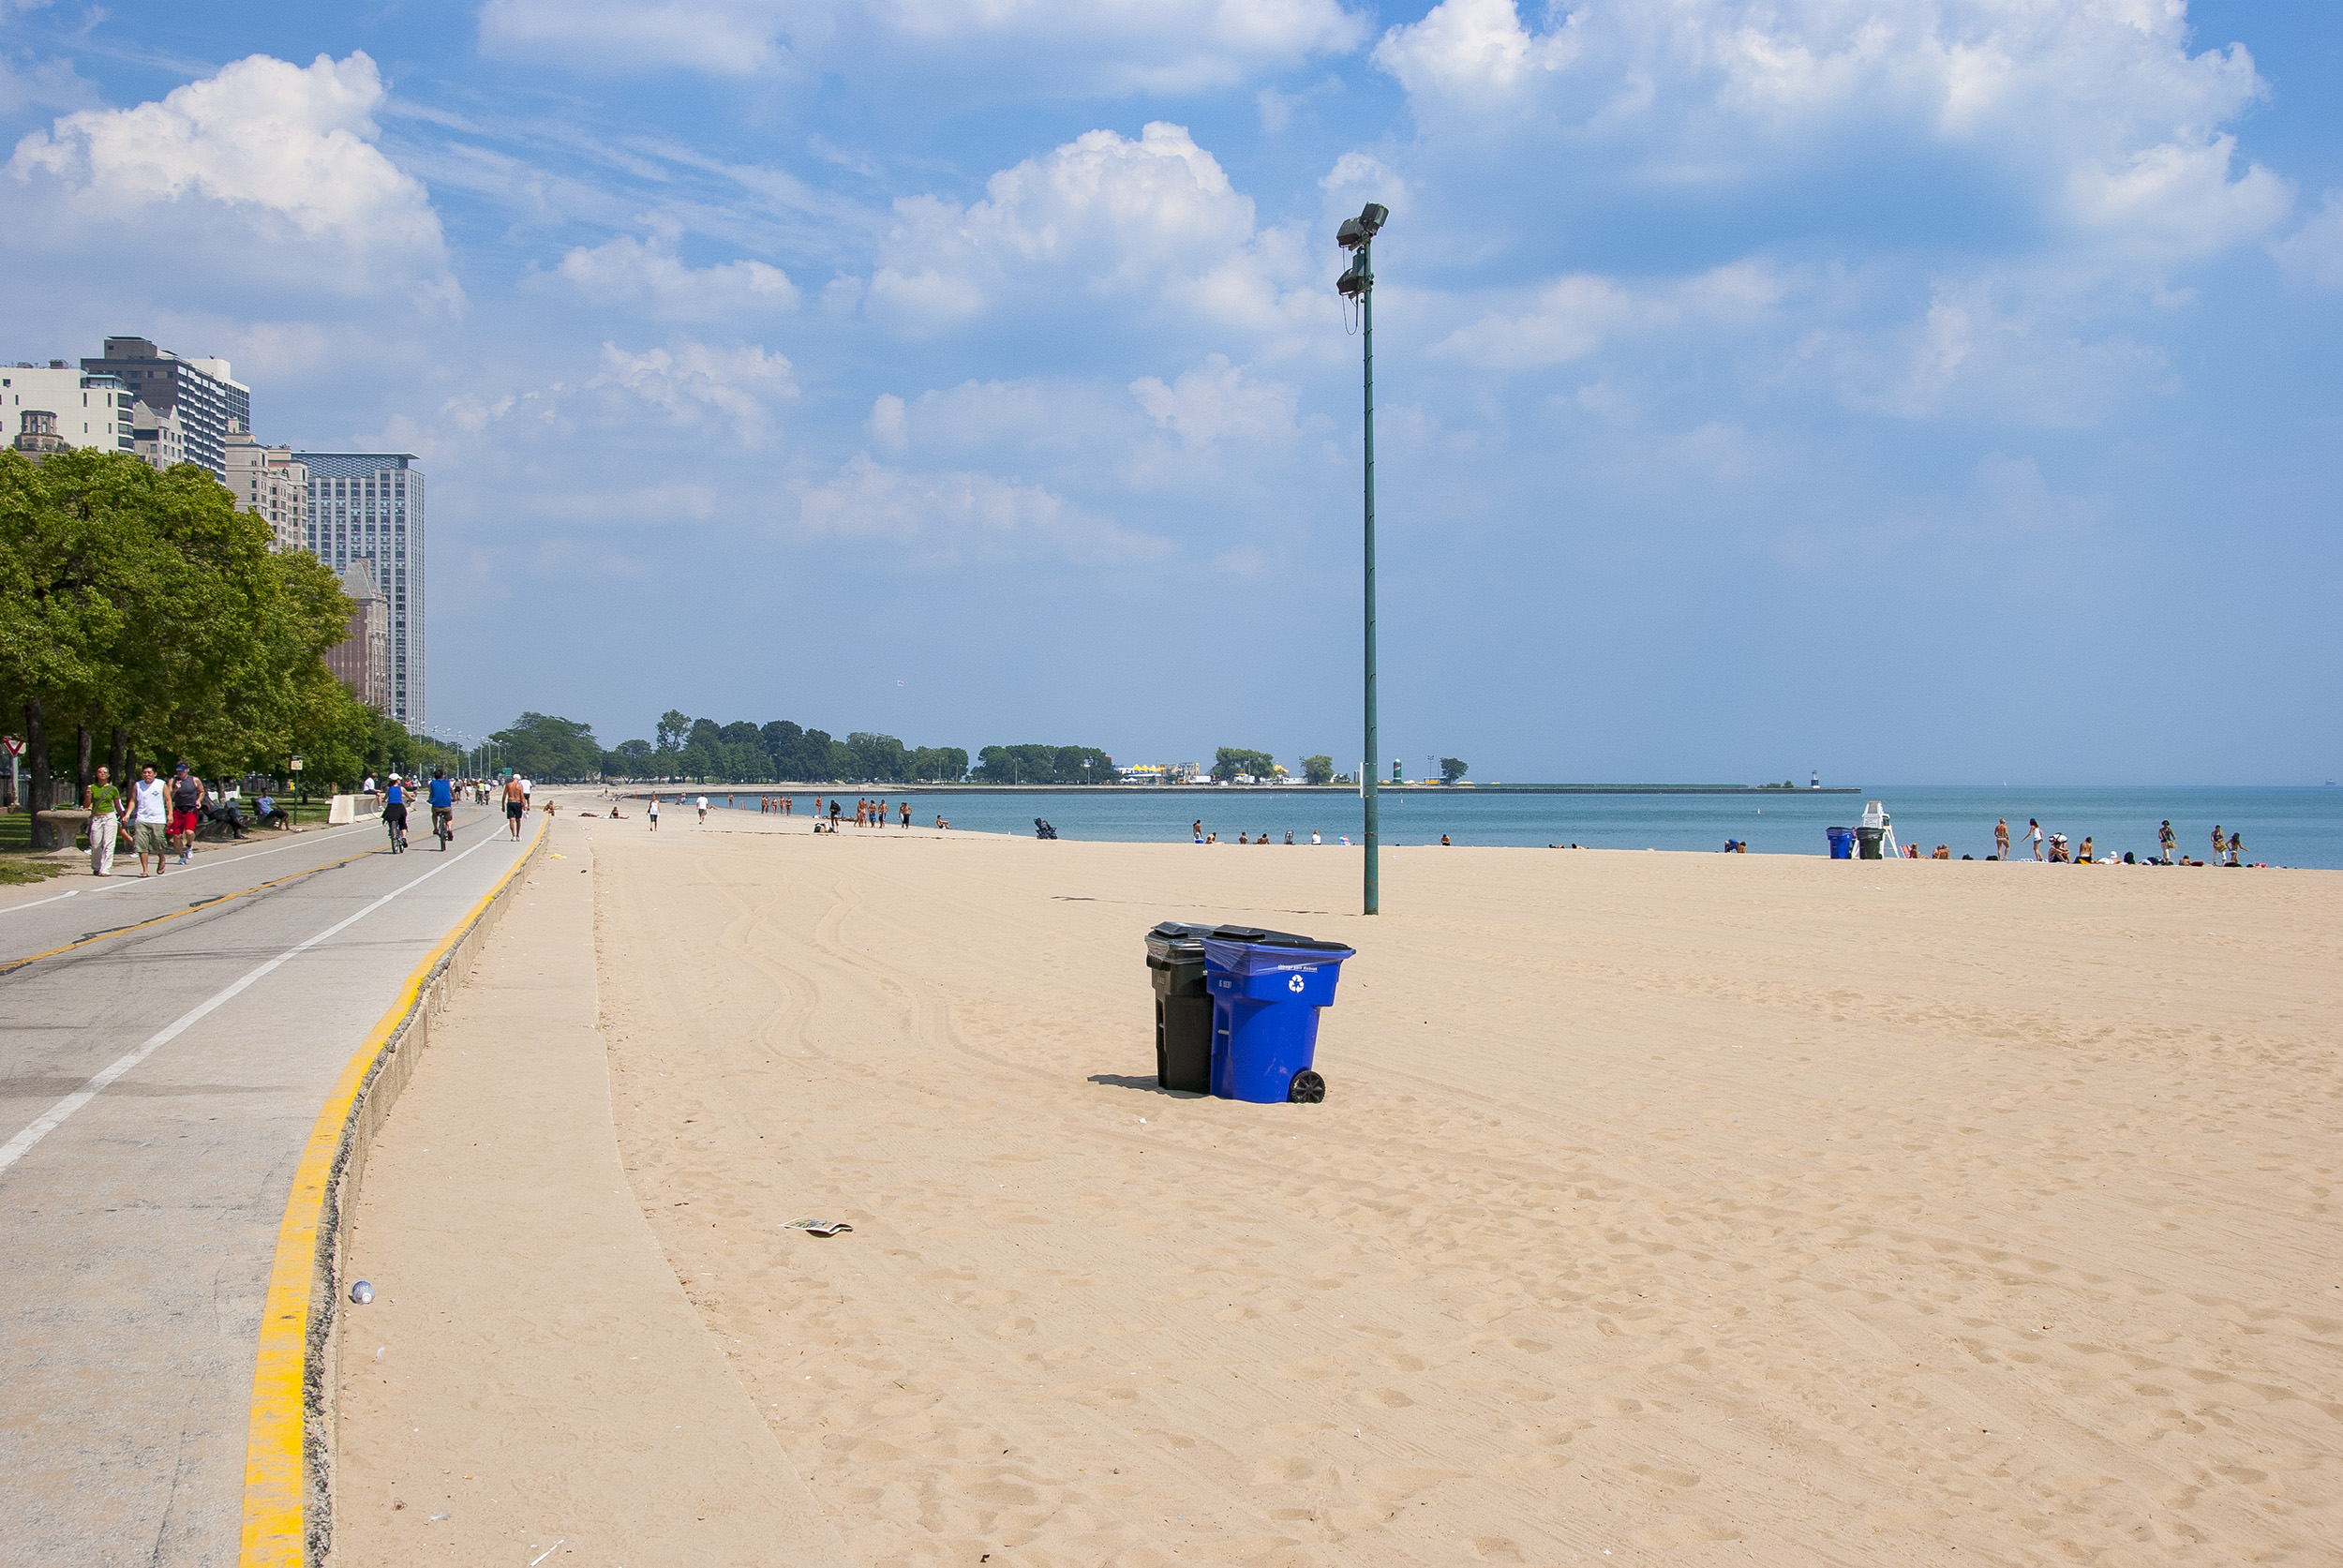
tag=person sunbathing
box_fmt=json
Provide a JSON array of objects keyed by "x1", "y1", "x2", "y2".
[{"x1": 1933, "y1": 844, "x2": 1950, "y2": 859}]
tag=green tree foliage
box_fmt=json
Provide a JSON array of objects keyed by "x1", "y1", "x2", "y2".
[
  {"x1": 1440, "y1": 756, "x2": 1470, "y2": 784},
  {"x1": 909, "y1": 746, "x2": 968, "y2": 783},
  {"x1": 973, "y1": 743, "x2": 1114, "y2": 784},
  {"x1": 0, "y1": 448, "x2": 375, "y2": 832},
  {"x1": 1302, "y1": 754, "x2": 1336, "y2": 785},
  {"x1": 1212, "y1": 747, "x2": 1277, "y2": 783},
  {"x1": 491, "y1": 712, "x2": 604, "y2": 780}
]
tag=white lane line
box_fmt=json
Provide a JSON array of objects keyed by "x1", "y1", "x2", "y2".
[
  {"x1": 0, "y1": 821, "x2": 383, "y2": 918},
  {"x1": 0, "y1": 828, "x2": 515, "y2": 1177}
]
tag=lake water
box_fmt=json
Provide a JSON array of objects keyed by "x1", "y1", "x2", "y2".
[{"x1": 709, "y1": 785, "x2": 2343, "y2": 869}]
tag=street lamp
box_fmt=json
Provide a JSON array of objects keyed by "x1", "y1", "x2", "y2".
[{"x1": 1336, "y1": 202, "x2": 1388, "y2": 914}]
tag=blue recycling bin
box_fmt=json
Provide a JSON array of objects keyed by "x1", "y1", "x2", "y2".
[
  {"x1": 1201, "y1": 927, "x2": 1355, "y2": 1103},
  {"x1": 1827, "y1": 826, "x2": 1854, "y2": 859}
]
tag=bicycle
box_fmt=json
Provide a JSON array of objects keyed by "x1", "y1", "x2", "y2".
[
  {"x1": 433, "y1": 806, "x2": 454, "y2": 851},
  {"x1": 385, "y1": 808, "x2": 408, "y2": 853}
]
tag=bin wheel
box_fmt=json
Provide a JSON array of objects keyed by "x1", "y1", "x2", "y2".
[{"x1": 1289, "y1": 1070, "x2": 1325, "y2": 1104}]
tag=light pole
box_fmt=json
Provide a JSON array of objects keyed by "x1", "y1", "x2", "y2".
[{"x1": 1336, "y1": 202, "x2": 1388, "y2": 915}]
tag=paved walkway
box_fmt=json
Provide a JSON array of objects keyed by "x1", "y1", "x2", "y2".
[{"x1": 0, "y1": 807, "x2": 535, "y2": 1568}]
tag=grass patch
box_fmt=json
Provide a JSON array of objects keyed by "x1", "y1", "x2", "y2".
[{"x1": 0, "y1": 809, "x2": 72, "y2": 883}]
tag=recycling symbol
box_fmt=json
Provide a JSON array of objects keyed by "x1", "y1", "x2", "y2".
[{"x1": 1288, "y1": 974, "x2": 1306, "y2": 993}]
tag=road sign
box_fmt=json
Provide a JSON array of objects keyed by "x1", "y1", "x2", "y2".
[{"x1": 2, "y1": 736, "x2": 22, "y2": 757}]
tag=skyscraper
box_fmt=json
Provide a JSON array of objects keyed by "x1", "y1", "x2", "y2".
[
  {"x1": 297, "y1": 453, "x2": 425, "y2": 730},
  {"x1": 79, "y1": 336, "x2": 249, "y2": 480},
  {"x1": 223, "y1": 425, "x2": 308, "y2": 554}
]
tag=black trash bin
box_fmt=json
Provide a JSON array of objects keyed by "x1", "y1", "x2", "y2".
[
  {"x1": 1145, "y1": 921, "x2": 1217, "y2": 1093},
  {"x1": 1856, "y1": 825, "x2": 1885, "y2": 859}
]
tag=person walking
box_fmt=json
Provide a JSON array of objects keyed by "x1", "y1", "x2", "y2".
[
  {"x1": 503, "y1": 772, "x2": 528, "y2": 839},
  {"x1": 1994, "y1": 818, "x2": 2010, "y2": 859},
  {"x1": 830, "y1": 798, "x2": 842, "y2": 829},
  {"x1": 2027, "y1": 818, "x2": 2044, "y2": 861},
  {"x1": 169, "y1": 765, "x2": 203, "y2": 865},
  {"x1": 2158, "y1": 820, "x2": 2177, "y2": 864},
  {"x1": 129, "y1": 765, "x2": 171, "y2": 875},
  {"x1": 649, "y1": 795, "x2": 660, "y2": 832},
  {"x1": 900, "y1": 800, "x2": 910, "y2": 829},
  {"x1": 84, "y1": 765, "x2": 122, "y2": 877},
  {"x1": 696, "y1": 794, "x2": 709, "y2": 825},
  {"x1": 2211, "y1": 825, "x2": 2225, "y2": 864},
  {"x1": 2227, "y1": 829, "x2": 2243, "y2": 866}
]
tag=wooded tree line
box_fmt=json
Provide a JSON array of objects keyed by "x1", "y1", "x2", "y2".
[
  {"x1": 486, "y1": 709, "x2": 1123, "y2": 785},
  {"x1": 1, "y1": 449, "x2": 453, "y2": 848}
]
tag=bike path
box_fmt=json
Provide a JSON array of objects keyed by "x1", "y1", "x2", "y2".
[{"x1": 0, "y1": 806, "x2": 536, "y2": 1567}]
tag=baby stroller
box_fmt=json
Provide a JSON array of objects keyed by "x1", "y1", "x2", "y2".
[{"x1": 1032, "y1": 817, "x2": 1059, "y2": 840}]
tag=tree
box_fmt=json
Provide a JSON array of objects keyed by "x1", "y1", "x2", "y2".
[
  {"x1": 655, "y1": 709, "x2": 692, "y2": 754},
  {"x1": 491, "y1": 713, "x2": 604, "y2": 780},
  {"x1": 0, "y1": 448, "x2": 306, "y2": 841},
  {"x1": 1212, "y1": 747, "x2": 1277, "y2": 783},
  {"x1": 1440, "y1": 756, "x2": 1469, "y2": 784},
  {"x1": 847, "y1": 732, "x2": 910, "y2": 782},
  {"x1": 909, "y1": 745, "x2": 968, "y2": 782},
  {"x1": 973, "y1": 743, "x2": 1113, "y2": 784},
  {"x1": 1302, "y1": 754, "x2": 1336, "y2": 785}
]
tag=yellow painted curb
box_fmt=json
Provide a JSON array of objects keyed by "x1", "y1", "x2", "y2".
[{"x1": 238, "y1": 813, "x2": 550, "y2": 1565}]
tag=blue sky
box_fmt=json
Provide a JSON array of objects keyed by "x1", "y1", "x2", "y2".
[{"x1": 3, "y1": 0, "x2": 2336, "y2": 784}]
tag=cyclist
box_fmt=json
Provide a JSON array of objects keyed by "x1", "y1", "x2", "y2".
[
  {"x1": 427, "y1": 768, "x2": 455, "y2": 848},
  {"x1": 383, "y1": 773, "x2": 410, "y2": 851}
]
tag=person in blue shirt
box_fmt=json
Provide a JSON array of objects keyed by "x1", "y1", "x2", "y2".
[
  {"x1": 427, "y1": 769, "x2": 455, "y2": 846},
  {"x1": 382, "y1": 774, "x2": 409, "y2": 849}
]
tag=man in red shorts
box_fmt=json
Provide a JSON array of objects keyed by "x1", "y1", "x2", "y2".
[{"x1": 168, "y1": 764, "x2": 205, "y2": 866}]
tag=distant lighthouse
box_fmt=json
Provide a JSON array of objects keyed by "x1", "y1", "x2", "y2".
[{"x1": 1811, "y1": 770, "x2": 1820, "y2": 790}]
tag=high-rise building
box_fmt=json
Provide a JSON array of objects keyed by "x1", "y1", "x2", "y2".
[
  {"x1": 297, "y1": 453, "x2": 424, "y2": 730},
  {"x1": 223, "y1": 424, "x2": 309, "y2": 554},
  {"x1": 79, "y1": 336, "x2": 249, "y2": 480},
  {"x1": 324, "y1": 560, "x2": 392, "y2": 713},
  {"x1": 3, "y1": 361, "x2": 136, "y2": 456}
]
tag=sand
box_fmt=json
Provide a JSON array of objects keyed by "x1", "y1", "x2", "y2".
[{"x1": 335, "y1": 799, "x2": 2343, "y2": 1565}]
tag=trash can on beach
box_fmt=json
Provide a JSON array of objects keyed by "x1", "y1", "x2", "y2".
[
  {"x1": 1145, "y1": 921, "x2": 1217, "y2": 1093},
  {"x1": 1855, "y1": 825, "x2": 1885, "y2": 859},
  {"x1": 1827, "y1": 827, "x2": 1854, "y2": 859},
  {"x1": 1202, "y1": 927, "x2": 1356, "y2": 1104}
]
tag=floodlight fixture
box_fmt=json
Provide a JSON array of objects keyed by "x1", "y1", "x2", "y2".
[
  {"x1": 1336, "y1": 217, "x2": 1366, "y2": 250},
  {"x1": 1357, "y1": 202, "x2": 1388, "y2": 234}
]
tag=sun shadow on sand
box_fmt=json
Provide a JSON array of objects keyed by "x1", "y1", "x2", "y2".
[{"x1": 1086, "y1": 1073, "x2": 1207, "y2": 1099}]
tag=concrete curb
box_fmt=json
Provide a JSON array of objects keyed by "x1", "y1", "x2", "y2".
[{"x1": 237, "y1": 814, "x2": 550, "y2": 1567}]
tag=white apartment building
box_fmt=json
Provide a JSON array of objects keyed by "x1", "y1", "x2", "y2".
[
  {"x1": 223, "y1": 424, "x2": 308, "y2": 553},
  {"x1": 3, "y1": 361, "x2": 135, "y2": 455}
]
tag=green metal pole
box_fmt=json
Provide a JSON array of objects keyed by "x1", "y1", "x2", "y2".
[{"x1": 1362, "y1": 238, "x2": 1379, "y2": 916}]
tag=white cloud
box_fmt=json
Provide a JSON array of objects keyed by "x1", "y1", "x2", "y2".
[
  {"x1": 1376, "y1": 0, "x2": 2290, "y2": 263},
  {"x1": 796, "y1": 453, "x2": 1170, "y2": 566},
  {"x1": 1435, "y1": 259, "x2": 1789, "y2": 369},
  {"x1": 0, "y1": 50, "x2": 95, "y2": 117},
  {"x1": 2273, "y1": 190, "x2": 2343, "y2": 288},
  {"x1": 6, "y1": 52, "x2": 451, "y2": 296},
  {"x1": 868, "y1": 122, "x2": 1325, "y2": 341},
  {"x1": 1804, "y1": 278, "x2": 2173, "y2": 427},
  {"x1": 1129, "y1": 355, "x2": 1298, "y2": 447},
  {"x1": 587, "y1": 338, "x2": 797, "y2": 440},
  {"x1": 480, "y1": 0, "x2": 1367, "y2": 92},
  {"x1": 550, "y1": 232, "x2": 801, "y2": 318}
]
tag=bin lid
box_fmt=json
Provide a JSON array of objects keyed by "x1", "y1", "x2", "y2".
[
  {"x1": 1145, "y1": 919, "x2": 1219, "y2": 963},
  {"x1": 1202, "y1": 925, "x2": 1356, "y2": 977}
]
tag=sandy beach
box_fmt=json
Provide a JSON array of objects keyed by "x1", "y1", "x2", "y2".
[{"x1": 333, "y1": 799, "x2": 2343, "y2": 1565}]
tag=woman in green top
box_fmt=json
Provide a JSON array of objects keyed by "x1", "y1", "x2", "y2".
[{"x1": 84, "y1": 765, "x2": 123, "y2": 877}]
